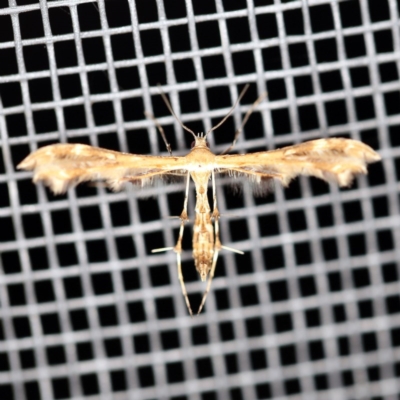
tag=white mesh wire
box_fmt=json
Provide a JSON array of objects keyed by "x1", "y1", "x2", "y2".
[{"x1": 0, "y1": 0, "x2": 400, "y2": 399}]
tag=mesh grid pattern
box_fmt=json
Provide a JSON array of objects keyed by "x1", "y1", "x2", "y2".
[{"x1": 0, "y1": 0, "x2": 400, "y2": 399}]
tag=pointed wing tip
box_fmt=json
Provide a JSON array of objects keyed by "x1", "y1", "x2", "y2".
[
  {"x1": 354, "y1": 140, "x2": 381, "y2": 164},
  {"x1": 17, "y1": 156, "x2": 34, "y2": 171},
  {"x1": 367, "y1": 151, "x2": 381, "y2": 163}
]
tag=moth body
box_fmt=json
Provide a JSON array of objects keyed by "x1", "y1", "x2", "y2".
[{"x1": 190, "y1": 170, "x2": 215, "y2": 281}]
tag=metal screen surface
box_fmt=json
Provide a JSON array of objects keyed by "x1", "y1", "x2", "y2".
[{"x1": 0, "y1": 0, "x2": 399, "y2": 399}]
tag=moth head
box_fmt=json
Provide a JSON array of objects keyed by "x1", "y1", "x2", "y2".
[{"x1": 191, "y1": 136, "x2": 209, "y2": 149}]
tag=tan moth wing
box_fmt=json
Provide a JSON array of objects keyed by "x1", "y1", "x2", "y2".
[
  {"x1": 17, "y1": 143, "x2": 189, "y2": 194},
  {"x1": 215, "y1": 138, "x2": 381, "y2": 189},
  {"x1": 18, "y1": 137, "x2": 381, "y2": 317}
]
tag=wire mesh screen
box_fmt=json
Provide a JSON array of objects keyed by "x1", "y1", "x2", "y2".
[{"x1": 0, "y1": 0, "x2": 399, "y2": 399}]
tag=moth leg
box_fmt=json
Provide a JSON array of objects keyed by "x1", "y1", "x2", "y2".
[
  {"x1": 176, "y1": 251, "x2": 193, "y2": 317},
  {"x1": 211, "y1": 170, "x2": 222, "y2": 250},
  {"x1": 197, "y1": 170, "x2": 221, "y2": 315},
  {"x1": 173, "y1": 172, "x2": 192, "y2": 316},
  {"x1": 151, "y1": 173, "x2": 190, "y2": 254},
  {"x1": 173, "y1": 171, "x2": 190, "y2": 254},
  {"x1": 197, "y1": 247, "x2": 219, "y2": 315}
]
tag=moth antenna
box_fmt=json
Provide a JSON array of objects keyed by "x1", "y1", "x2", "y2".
[
  {"x1": 144, "y1": 111, "x2": 173, "y2": 156},
  {"x1": 220, "y1": 91, "x2": 267, "y2": 155},
  {"x1": 158, "y1": 85, "x2": 197, "y2": 140},
  {"x1": 205, "y1": 84, "x2": 250, "y2": 138}
]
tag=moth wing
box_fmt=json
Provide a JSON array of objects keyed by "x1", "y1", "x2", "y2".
[
  {"x1": 215, "y1": 138, "x2": 381, "y2": 191},
  {"x1": 17, "y1": 143, "x2": 189, "y2": 194}
]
